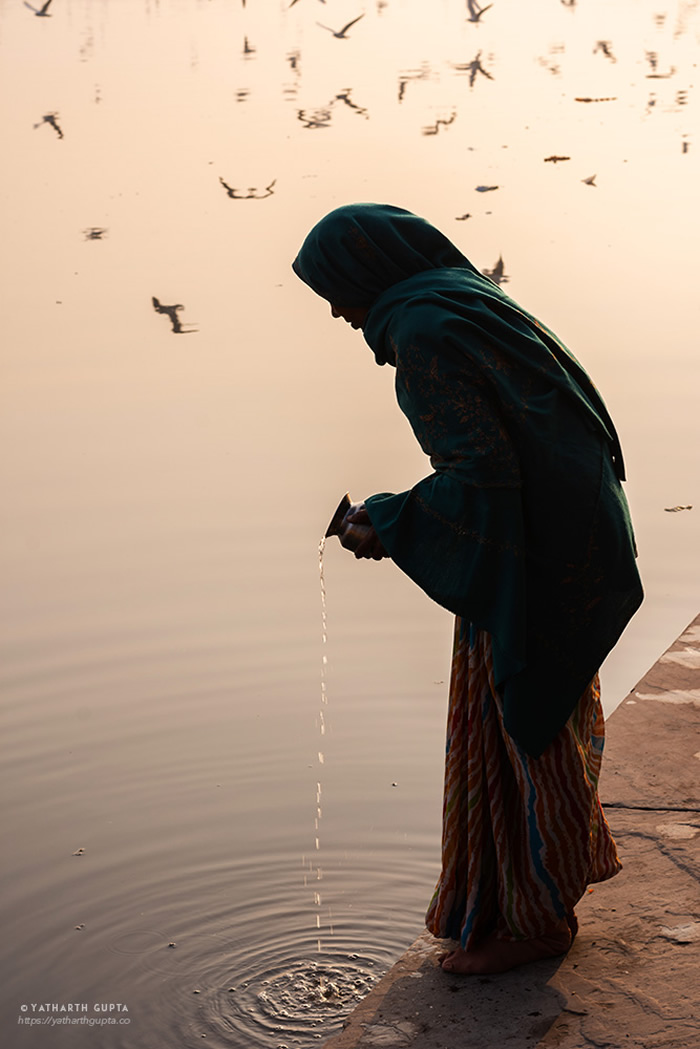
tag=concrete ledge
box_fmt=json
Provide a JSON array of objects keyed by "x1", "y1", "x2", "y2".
[{"x1": 323, "y1": 614, "x2": 700, "y2": 1049}]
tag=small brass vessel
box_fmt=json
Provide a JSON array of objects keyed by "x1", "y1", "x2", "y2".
[{"x1": 325, "y1": 492, "x2": 373, "y2": 552}]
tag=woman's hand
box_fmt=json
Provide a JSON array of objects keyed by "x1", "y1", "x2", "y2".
[{"x1": 344, "y1": 506, "x2": 389, "y2": 560}]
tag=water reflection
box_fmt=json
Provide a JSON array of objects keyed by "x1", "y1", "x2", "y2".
[
  {"x1": 594, "y1": 40, "x2": 617, "y2": 62},
  {"x1": 645, "y1": 50, "x2": 676, "y2": 77},
  {"x1": 151, "y1": 296, "x2": 198, "y2": 334},
  {"x1": 219, "y1": 177, "x2": 277, "y2": 199},
  {"x1": 1, "y1": 0, "x2": 699, "y2": 1046},
  {"x1": 397, "y1": 65, "x2": 430, "y2": 102},
  {"x1": 334, "y1": 89, "x2": 369, "y2": 119},
  {"x1": 482, "y1": 255, "x2": 508, "y2": 285},
  {"x1": 297, "y1": 106, "x2": 332, "y2": 130},
  {"x1": 451, "y1": 50, "x2": 494, "y2": 86},
  {"x1": 33, "y1": 111, "x2": 63, "y2": 138},
  {"x1": 422, "y1": 111, "x2": 456, "y2": 136},
  {"x1": 296, "y1": 89, "x2": 368, "y2": 130}
]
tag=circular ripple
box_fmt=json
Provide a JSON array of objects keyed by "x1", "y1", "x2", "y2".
[
  {"x1": 109, "y1": 929, "x2": 167, "y2": 956},
  {"x1": 175, "y1": 945, "x2": 383, "y2": 1049}
]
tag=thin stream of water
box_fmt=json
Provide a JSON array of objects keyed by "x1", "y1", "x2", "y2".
[{"x1": 315, "y1": 535, "x2": 328, "y2": 953}]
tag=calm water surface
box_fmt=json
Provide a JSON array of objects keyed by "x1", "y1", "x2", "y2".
[{"x1": 1, "y1": 0, "x2": 698, "y2": 1045}]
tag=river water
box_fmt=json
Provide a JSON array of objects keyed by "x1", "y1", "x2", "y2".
[{"x1": 1, "y1": 0, "x2": 698, "y2": 1046}]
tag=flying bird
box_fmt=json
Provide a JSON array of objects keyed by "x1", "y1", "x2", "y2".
[
  {"x1": 466, "y1": 0, "x2": 493, "y2": 22},
  {"x1": 581, "y1": 174, "x2": 597, "y2": 186},
  {"x1": 317, "y1": 14, "x2": 364, "y2": 38},
  {"x1": 24, "y1": 0, "x2": 53, "y2": 13}
]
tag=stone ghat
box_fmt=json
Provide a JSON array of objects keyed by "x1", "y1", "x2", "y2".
[{"x1": 322, "y1": 613, "x2": 700, "y2": 1049}]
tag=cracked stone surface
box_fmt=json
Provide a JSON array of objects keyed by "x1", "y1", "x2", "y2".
[{"x1": 322, "y1": 614, "x2": 700, "y2": 1049}]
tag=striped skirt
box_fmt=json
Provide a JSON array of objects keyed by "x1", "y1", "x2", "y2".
[{"x1": 425, "y1": 619, "x2": 621, "y2": 949}]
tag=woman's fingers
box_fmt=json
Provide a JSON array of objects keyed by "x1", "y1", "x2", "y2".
[
  {"x1": 345, "y1": 507, "x2": 372, "y2": 525},
  {"x1": 353, "y1": 530, "x2": 388, "y2": 560}
]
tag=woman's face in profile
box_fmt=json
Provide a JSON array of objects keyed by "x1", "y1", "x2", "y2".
[{"x1": 330, "y1": 303, "x2": 370, "y2": 330}]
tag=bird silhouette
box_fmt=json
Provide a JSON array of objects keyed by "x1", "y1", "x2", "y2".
[
  {"x1": 581, "y1": 174, "x2": 597, "y2": 186},
  {"x1": 317, "y1": 14, "x2": 364, "y2": 38},
  {"x1": 466, "y1": 0, "x2": 493, "y2": 23},
  {"x1": 24, "y1": 0, "x2": 53, "y2": 14}
]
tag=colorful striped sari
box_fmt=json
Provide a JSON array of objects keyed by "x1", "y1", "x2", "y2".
[{"x1": 425, "y1": 619, "x2": 621, "y2": 949}]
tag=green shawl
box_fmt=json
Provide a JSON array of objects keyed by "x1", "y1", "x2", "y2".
[{"x1": 294, "y1": 204, "x2": 643, "y2": 756}]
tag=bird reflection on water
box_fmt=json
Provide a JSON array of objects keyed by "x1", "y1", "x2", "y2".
[
  {"x1": 297, "y1": 108, "x2": 332, "y2": 129},
  {"x1": 334, "y1": 89, "x2": 369, "y2": 119},
  {"x1": 593, "y1": 40, "x2": 617, "y2": 63},
  {"x1": 151, "y1": 297, "x2": 198, "y2": 335},
  {"x1": 397, "y1": 65, "x2": 431, "y2": 103},
  {"x1": 33, "y1": 112, "x2": 63, "y2": 138},
  {"x1": 482, "y1": 255, "x2": 508, "y2": 285},
  {"x1": 218, "y1": 178, "x2": 277, "y2": 200},
  {"x1": 297, "y1": 89, "x2": 369, "y2": 130},
  {"x1": 422, "y1": 111, "x2": 457, "y2": 136},
  {"x1": 452, "y1": 50, "x2": 494, "y2": 87}
]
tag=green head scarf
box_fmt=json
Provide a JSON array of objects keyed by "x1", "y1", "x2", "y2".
[{"x1": 292, "y1": 202, "x2": 480, "y2": 305}]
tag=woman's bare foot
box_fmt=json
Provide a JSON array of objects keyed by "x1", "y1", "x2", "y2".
[{"x1": 440, "y1": 919, "x2": 572, "y2": 975}]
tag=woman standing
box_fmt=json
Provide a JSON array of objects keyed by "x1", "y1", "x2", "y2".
[{"x1": 293, "y1": 204, "x2": 643, "y2": 974}]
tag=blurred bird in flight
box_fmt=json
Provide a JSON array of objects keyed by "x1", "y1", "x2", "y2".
[
  {"x1": 317, "y1": 15, "x2": 365, "y2": 38},
  {"x1": 24, "y1": 0, "x2": 53, "y2": 14},
  {"x1": 466, "y1": 0, "x2": 492, "y2": 22}
]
